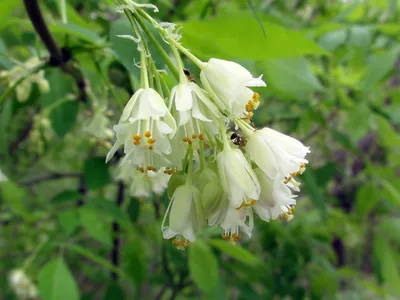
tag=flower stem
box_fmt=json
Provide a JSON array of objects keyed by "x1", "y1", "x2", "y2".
[
  {"x1": 169, "y1": 39, "x2": 205, "y2": 69},
  {"x1": 131, "y1": 10, "x2": 179, "y2": 80},
  {"x1": 186, "y1": 146, "x2": 194, "y2": 185},
  {"x1": 199, "y1": 140, "x2": 205, "y2": 170}
]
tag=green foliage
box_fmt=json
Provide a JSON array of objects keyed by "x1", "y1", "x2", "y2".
[
  {"x1": 1, "y1": 0, "x2": 400, "y2": 299},
  {"x1": 38, "y1": 258, "x2": 80, "y2": 300}
]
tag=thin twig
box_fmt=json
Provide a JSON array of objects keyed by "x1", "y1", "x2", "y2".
[
  {"x1": 111, "y1": 181, "x2": 125, "y2": 280},
  {"x1": 19, "y1": 172, "x2": 81, "y2": 185},
  {"x1": 23, "y1": 0, "x2": 89, "y2": 102}
]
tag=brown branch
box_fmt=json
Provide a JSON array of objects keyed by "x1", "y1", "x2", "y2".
[
  {"x1": 23, "y1": 0, "x2": 89, "y2": 102},
  {"x1": 19, "y1": 172, "x2": 81, "y2": 185}
]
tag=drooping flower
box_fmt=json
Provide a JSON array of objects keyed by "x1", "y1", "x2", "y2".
[
  {"x1": 220, "y1": 206, "x2": 254, "y2": 244},
  {"x1": 217, "y1": 140, "x2": 260, "y2": 209},
  {"x1": 242, "y1": 126, "x2": 310, "y2": 180},
  {"x1": 200, "y1": 58, "x2": 266, "y2": 116},
  {"x1": 253, "y1": 168, "x2": 297, "y2": 222},
  {"x1": 84, "y1": 107, "x2": 114, "y2": 140},
  {"x1": 9, "y1": 269, "x2": 39, "y2": 300},
  {"x1": 162, "y1": 184, "x2": 205, "y2": 249},
  {"x1": 117, "y1": 163, "x2": 170, "y2": 197},
  {"x1": 106, "y1": 88, "x2": 176, "y2": 170},
  {"x1": 0, "y1": 57, "x2": 49, "y2": 102}
]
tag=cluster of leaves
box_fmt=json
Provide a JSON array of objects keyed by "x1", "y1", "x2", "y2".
[{"x1": 0, "y1": 0, "x2": 399, "y2": 299}]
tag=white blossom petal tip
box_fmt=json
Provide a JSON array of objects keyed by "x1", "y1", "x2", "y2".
[{"x1": 247, "y1": 75, "x2": 267, "y2": 87}]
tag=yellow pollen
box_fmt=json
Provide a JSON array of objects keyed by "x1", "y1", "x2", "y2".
[
  {"x1": 245, "y1": 103, "x2": 253, "y2": 112},
  {"x1": 199, "y1": 133, "x2": 205, "y2": 140},
  {"x1": 247, "y1": 111, "x2": 254, "y2": 118},
  {"x1": 183, "y1": 240, "x2": 190, "y2": 247},
  {"x1": 133, "y1": 134, "x2": 141, "y2": 141},
  {"x1": 183, "y1": 137, "x2": 189, "y2": 142},
  {"x1": 192, "y1": 134, "x2": 198, "y2": 139},
  {"x1": 252, "y1": 92, "x2": 260, "y2": 102},
  {"x1": 144, "y1": 131, "x2": 151, "y2": 138},
  {"x1": 232, "y1": 234, "x2": 240, "y2": 241},
  {"x1": 149, "y1": 145, "x2": 154, "y2": 151},
  {"x1": 148, "y1": 138, "x2": 156, "y2": 144},
  {"x1": 221, "y1": 234, "x2": 230, "y2": 240},
  {"x1": 187, "y1": 139, "x2": 192, "y2": 145},
  {"x1": 133, "y1": 140, "x2": 140, "y2": 146},
  {"x1": 136, "y1": 167, "x2": 144, "y2": 173}
]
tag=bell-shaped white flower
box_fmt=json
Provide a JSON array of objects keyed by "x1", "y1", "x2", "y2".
[
  {"x1": 253, "y1": 168, "x2": 297, "y2": 222},
  {"x1": 162, "y1": 184, "x2": 205, "y2": 249},
  {"x1": 243, "y1": 126, "x2": 310, "y2": 179},
  {"x1": 220, "y1": 206, "x2": 254, "y2": 244},
  {"x1": 217, "y1": 141, "x2": 260, "y2": 208},
  {"x1": 106, "y1": 88, "x2": 177, "y2": 170},
  {"x1": 84, "y1": 107, "x2": 113, "y2": 140},
  {"x1": 117, "y1": 162, "x2": 170, "y2": 197},
  {"x1": 200, "y1": 58, "x2": 266, "y2": 116},
  {"x1": 170, "y1": 82, "x2": 220, "y2": 127}
]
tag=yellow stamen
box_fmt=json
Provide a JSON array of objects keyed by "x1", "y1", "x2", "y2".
[
  {"x1": 192, "y1": 134, "x2": 198, "y2": 139},
  {"x1": 183, "y1": 137, "x2": 189, "y2": 142},
  {"x1": 144, "y1": 131, "x2": 151, "y2": 138},
  {"x1": 148, "y1": 138, "x2": 156, "y2": 144},
  {"x1": 133, "y1": 140, "x2": 140, "y2": 146},
  {"x1": 221, "y1": 234, "x2": 230, "y2": 240},
  {"x1": 133, "y1": 134, "x2": 141, "y2": 141},
  {"x1": 199, "y1": 133, "x2": 205, "y2": 140},
  {"x1": 252, "y1": 92, "x2": 259, "y2": 102},
  {"x1": 245, "y1": 103, "x2": 253, "y2": 112},
  {"x1": 149, "y1": 145, "x2": 154, "y2": 151}
]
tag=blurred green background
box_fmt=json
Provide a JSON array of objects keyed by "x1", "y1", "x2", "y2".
[{"x1": 1, "y1": 0, "x2": 400, "y2": 299}]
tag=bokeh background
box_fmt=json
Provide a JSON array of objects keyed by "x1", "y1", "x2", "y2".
[{"x1": 1, "y1": 0, "x2": 400, "y2": 299}]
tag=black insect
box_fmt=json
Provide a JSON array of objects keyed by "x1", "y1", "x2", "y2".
[
  {"x1": 183, "y1": 68, "x2": 196, "y2": 83},
  {"x1": 230, "y1": 132, "x2": 247, "y2": 148}
]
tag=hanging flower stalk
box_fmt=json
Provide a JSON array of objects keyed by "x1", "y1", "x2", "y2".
[{"x1": 107, "y1": 0, "x2": 311, "y2": 249}]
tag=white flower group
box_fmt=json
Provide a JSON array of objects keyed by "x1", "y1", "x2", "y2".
[
  {"x1": 107, "y1": 2, "x2": 311, "y2": 249},
  {"x1": 8, "y1": 269, "x2": 39, "y2": 300}
]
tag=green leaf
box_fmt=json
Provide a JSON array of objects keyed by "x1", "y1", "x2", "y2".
[
  {"x1": 79, "y1": 207, "x2": 112, "y2": 246},
  {"x1": 379, "y1": 218, "x2": 400, "y2": 242},
  {"x1": 38, "y1": 258, "x2": 80, "y2": 300},
  {"x1": 84, "y1": 157, "x2": 111, "y2": 190},
  {"x1": 122, "y1": 236, "x2": 146, "y2": 285},
  {"x1": 189, "y1": 240, "x2": 218, "y2": 293},
  {"x1": 318, "y1": 29, "x2": 347, "y2": 51},
  {"x1": 262, "y1": 57, "x2": 323, "y2": 97},
  {"x1": 355, "y1": 183, "x2": 379, "y2": 215},
  {"x1": 86, "y1": 197, "x2": 125, "y2": 220},
  {"x1": 40, "y1": 69, "x2": 73, "y2": 107},
  {"x1": 0, "y1": 180, "x2": 29, "y2": 218},
  {"x1": 49, "y1": 23, "x2": 102, "y2": 44},
  {"x1": 381, "y1": 180, "x2": 400, "y2": 206},
  {"x1": 341, "y1": 104, "x2": 371, "y2": 144},
  {"x1": 375, "y1": 115, "x2": 400, "y2": 148},
  {"x1": 180, "y1": 15, "x2": 328, "y2": 60},
  {"x1": 59, "y1": 210, "x2": 80, "y2": 235},
  {"x1": 104, "y1": 283, "x2": 125, "y2": 300},
  {"x1": 0, "y1": 0, "x2": 20, "y2": 22},
  {"x1": 49, "y1": 100, "x2": 79, "y2": 138},
  {"x1": 209, "y1": 239, "x2": 260, "y2": 265},
  {"x1": 374, "y1": 236, "x2": 400, "y2": 295},
  {"x1": 0, "y1": 98, "x2": 12, "y2": 155},
  {"x1": 109, "y1": 19, "x2": 141, "y2": 76},
  {"x1": 360, "y1": 47, "x2": 399, "y2": 89},
  {"x1": 66, "y1": 244, "x2": 126, "y2": 278},
  {"x1": 302, "y1": 169, "x2": 327, "y2": 218},
  {"x1": 51, "y1": 190, "x2": 81, "y2": 204}
]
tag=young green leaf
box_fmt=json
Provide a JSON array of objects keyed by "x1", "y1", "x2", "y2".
[
  {"x1": 189, "y1": 240, "x2": 218, "y2": 293},
  {"x1": 38, "y1": 258, "x2": 80, "y2": 300}
]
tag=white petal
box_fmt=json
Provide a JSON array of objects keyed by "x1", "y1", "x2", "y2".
[
  {"x1": 246, "y1": 75, "x2": 266, "y2": 87},
  {"x1": 174, "y1": 83, "x2": 193, "y2": 111}
]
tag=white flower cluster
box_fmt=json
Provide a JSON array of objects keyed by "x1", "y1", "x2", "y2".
[
  {"x1": 8, "y1": 269, "x2": 39, "y2": 300},
  {"x1": 0, "y1": 57, "x2": 49, "y2": 102},
  {"x1": 108, "y1": 1, "x2": 310, "y2": 249}
]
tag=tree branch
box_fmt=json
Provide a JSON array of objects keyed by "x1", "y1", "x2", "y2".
[
  {"x1": 19, "y1": 172, "x2": 81, "y2": 185},
  {"x1": 23, "y1": 0, "x2": 89, "y2": 102}
]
